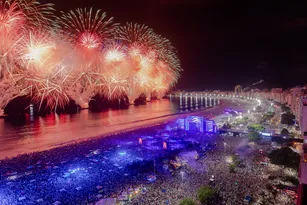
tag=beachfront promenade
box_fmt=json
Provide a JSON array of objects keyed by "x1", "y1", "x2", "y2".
[
  {"x1": 171, "y1": 90, "x2": 306, "y2": 205},
  {"x1": 169, "y1": 91, "x2": 262, "y2": 102},
  {"x1": 0, "y1": 95, "x2": 299, "y2": 205},
  {"x1": 0, "y1": 97, "x2": 270, "y2": 205}
]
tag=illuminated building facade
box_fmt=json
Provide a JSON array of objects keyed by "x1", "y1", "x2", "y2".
[
  {"x1": 176, "y1": 116, "x2": 217, "y2": 133},
  {"x1": 185, "y1": 116, "x2": 204, "y2": 132}
]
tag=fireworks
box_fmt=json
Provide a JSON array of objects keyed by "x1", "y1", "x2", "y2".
[
  {"x1": 0, "y1": 0, "x2": 56, "y2": 114},
  {"x1": 98, "y1": 72, "x2": 129, "y2": 100},
  {"x1": 0, "y1": 2, "x2": 182, "y2": 112},
  {"x1": 0, "y1": 1, "x2": 24, "y2": 32},
  {"x1": 12, "y1": 30, "x2": 71, "y2": 110},
  {"x1": 0, "y1": 0, "x2": 54, "y2": 75},
  {"x1": 104, "y1": 46, "x2": 126, "y2": 63},
  {"x1": 57, "y1": 8, "x2": 117, "y2": 49},
  {"x1": 115, "y1": 23, "x2": 156, "y2": 47},
  {"x1": 0, "y1": 0, "x2": 54, "y2": 31},
  {"x1": 114, "y1": 23, "x2": 182, "y2": 100},
  {"x1": 20, "y1": 31, "x2": 55, "y2": 69},
  {"x1": 25, "y1": 76, "x2": 70, "y2": 110}
]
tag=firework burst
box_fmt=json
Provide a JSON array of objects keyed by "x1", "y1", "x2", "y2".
[
  {"x1": 0, "y1": 2, "x2": 181, "y2": 112},
  {"x1": 25, "y1": 76, "x2": 70, "y2": 110},
  {"x1": 114, "y1": 23, "x2": 181, "y2": 102},
  {"x1": 98, "y1": 71, "x2": 129, "y2": 100},
  {"x1": 19, "y1": 31, "x2": 55, "y2": 70},
  {"x1": 0, "y1": 0, "x2": 54, "y2": 76},
  {"x1": 0, "y1": 0, "x2": 55, "y2": 31},
  {"x1": 58, "y1": 8, "x2": 117, "y2": 49},
  {"x1": 115, "y1": 23, "x2": 156, "y2": 47},
  {"x1": 0, "y1": 0, "x2": 55, "y2": 113}
]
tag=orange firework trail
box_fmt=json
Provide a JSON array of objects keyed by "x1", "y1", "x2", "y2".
[
  {"x1": 0, "y1": 0, "x2": 56, "y2": 113},
  {"x1": 17, "y1": 30, "x2": 72, "y2": 110},
  {"x1": 0, "y1": 2, "x2": 182, "y2": 112},
  {"x1": 57, "y1": 8, "x2": 117, "y2": 49},
  {"x1": 114, "y1": 23, "x2": 182, "y2": 100},
  {"x1": 0, "y1": 0, "x2": 54, "y2": 74}
]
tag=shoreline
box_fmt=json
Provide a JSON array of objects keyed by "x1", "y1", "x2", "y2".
[
  {"x1": 0, "y1": 98, "x2": 257, "y2": 161},
  {"x1": 0, "y1": 99, "x2": 268, "y2": 205},
  {"x1": 0, "y1": 105, "x2": 221, "y2": 162}
]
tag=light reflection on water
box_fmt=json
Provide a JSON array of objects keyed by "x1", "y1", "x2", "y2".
[{"x1": 0, "y1": 98, "x2": 219, "y2": 159}]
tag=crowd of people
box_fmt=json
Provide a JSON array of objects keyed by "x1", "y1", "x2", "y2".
[
  {"x1": 130, "y1": 136, "x2": 297, "y2": 205},
  {"x1": 0, "y1": 121, "x2": 213, "y2": 205},
  {"x1": 0, "y1": 120, "x2": 297, "y2": 205}
]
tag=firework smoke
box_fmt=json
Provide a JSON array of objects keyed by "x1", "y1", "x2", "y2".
[{"x1": 0, "y1": 2, "x2": 181, "y2": 113}]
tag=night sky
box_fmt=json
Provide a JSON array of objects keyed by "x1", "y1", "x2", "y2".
[{"x1": 49, "y1": 0, "x2": 307, "y2": 91}]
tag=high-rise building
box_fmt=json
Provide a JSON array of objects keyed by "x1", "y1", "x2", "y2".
[{"x1": 234, "y1": 85, "x2": 242, "y2": 94}]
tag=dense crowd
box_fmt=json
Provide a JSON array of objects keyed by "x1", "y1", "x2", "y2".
[
  {"x1": 0, "y1": 122, "x2": 213, "y2": 205},
  {"x1": 0, "y1": 121, "x2": 297, "y2": 205},
  {"x1": 130, "y1": 136, "x2": 297, "y2": 205}
]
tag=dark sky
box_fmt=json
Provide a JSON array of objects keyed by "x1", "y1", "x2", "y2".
[{"x1": 49, "y1": 0, "x2": 307, "y2": 91}]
